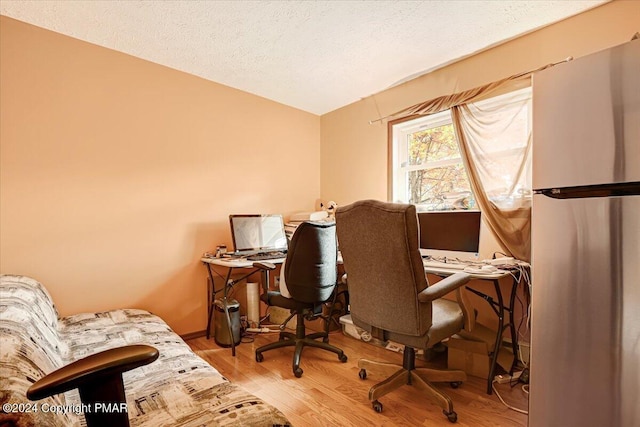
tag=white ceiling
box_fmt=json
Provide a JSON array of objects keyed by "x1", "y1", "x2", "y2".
[{"x1": 1, "y1": 0, "x2": 607, "y2": 115}]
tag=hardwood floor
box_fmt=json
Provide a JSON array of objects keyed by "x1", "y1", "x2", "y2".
[{"x1": 188, "y1": 330, "x2": 528, "y2": 426}]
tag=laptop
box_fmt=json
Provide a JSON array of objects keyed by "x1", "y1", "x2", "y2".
[{"x1": 228, "y1": 214, "x2": 288, "y2": 259}]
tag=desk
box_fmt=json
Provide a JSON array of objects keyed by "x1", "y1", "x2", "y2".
[
  {"x1": 423, "y1": 262, "x2": 526, "y2": 395},
  {"x1": 201, "y1": 256, "x2": 285, "y2": 356}
]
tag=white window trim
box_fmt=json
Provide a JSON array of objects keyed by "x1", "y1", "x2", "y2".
[
  {"x1": 391, "y1": 110, "x2": 461, "y2": 207},
  {"x1": 390, "y1": 87, "x2": 532, "y2": 209}
]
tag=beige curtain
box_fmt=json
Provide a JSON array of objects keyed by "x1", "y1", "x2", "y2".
[
  {"x1": 451, "y1": 90, "x2": 532, "y2": 262},
  {"x1": 372, "y1": 61, "x2": 556, "y2": 123}
]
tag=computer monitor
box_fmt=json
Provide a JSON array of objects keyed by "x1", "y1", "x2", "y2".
[
  {"x1": 417, "y1": 211, "x2": 481, "y2": 260},
  {"x1": 229, "y1": 214, "x2": 288, "y2": 255}
]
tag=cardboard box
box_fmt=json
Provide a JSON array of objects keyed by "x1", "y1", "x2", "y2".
[
  {"x1": 447, "y1": 335, "x2": 491, "y2": 379},
  {"x1": 447, "y1": 322, "x2": 515, "y2": 380},
  {"x1": 268, "y1": 306, "x2": 296, "y2": 330}
]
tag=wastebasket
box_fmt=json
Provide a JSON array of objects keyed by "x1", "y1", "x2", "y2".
[{"x1": 213, "y1": 298, "x2": 241, "y2": 347}]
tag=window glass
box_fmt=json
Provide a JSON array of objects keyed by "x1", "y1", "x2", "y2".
[{"x1": 392, "y1": 110, "x2": 474, "y2": 210}]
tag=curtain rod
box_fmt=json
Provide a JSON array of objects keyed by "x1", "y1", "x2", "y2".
[{"x1": 369, "y1": 56, "x2": 573, "y2": 125}]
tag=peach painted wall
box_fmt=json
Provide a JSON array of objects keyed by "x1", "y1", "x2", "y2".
[
  {"x1": 0, "y1": 16, "x2": 320, "y2": 335},
  {"x1": 320, "y1": 0, "x2": 639, "y2": 332}
]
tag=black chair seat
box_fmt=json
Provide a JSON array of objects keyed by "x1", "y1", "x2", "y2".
[{"x1": 261, "y1": 291, "x2": 306, "y2": 311}]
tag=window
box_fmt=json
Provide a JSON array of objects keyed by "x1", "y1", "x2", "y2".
[
  {"x1": 390, "y1": 87, "x2": 532, "y2": 211},
  {"x1": 391, "y1": 110, "x2": 471, "y2": 210}
]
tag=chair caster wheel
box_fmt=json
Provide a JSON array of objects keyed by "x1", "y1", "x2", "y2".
[
  {"x1": 339, "y1": 354, "x2": 348, "y2": 363},
  {"x1": 372, "y1": 400, "x2": 383, "y2": 413},
  {"x1": 294, "y1": 367, "x2": 303, "y2": 378},
  {"x1": 450, "y1": 381, "x2": 462, "y2": 389},
  {"x1": 444, "y1": 410, "x2": 458, "y2": 423},
  {"x1": 359, "y1": 369, "x2": 367, "y2": 380},
  {"x1": 255, "y1": 352, "x2": 263, "y2": 363}
]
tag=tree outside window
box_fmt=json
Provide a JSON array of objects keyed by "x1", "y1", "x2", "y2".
[
  {"x1": 406, "y1": 123, "x2": 474, "y2": 210},
  {"x1": 392, "y1": 110, "x2": 474, "y2": 211}
]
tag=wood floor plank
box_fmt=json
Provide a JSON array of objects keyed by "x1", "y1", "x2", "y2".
[{"x1": 188, "y1": 331, "x2": 528, "y2": 427}]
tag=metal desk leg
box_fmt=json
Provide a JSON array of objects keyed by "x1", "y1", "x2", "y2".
[
  {"x1": 466, "y1": 277, "x2": 514, "y2": 395},
  {"x1": 220, "y1": 268, "x2": 236, "y2": 357},
  {"x1": 506, "y1": 272, "x2": 521, "y2": 374},
  {"x1": 459, "y1": 269, "x2": 526, "y2": 395},
  {"x1": 488, "y1": 275, "x2": 522, "y2": 393},
  {"x1": 487, "y1": 279, "x2": 505, "y2": 395},
  {"x1": 205, "y1": 264, "x2": 216, "y2": 340}
]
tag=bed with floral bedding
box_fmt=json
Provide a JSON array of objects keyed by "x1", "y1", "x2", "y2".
[{"x1": 0, "y1": 274, "x2": 291, "y2": 426}]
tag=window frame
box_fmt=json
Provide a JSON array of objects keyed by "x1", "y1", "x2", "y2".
[
  {"x1": 388, "y1": 87, "x2": 532, "y2": 211},
  {"x1": 388, "y1": 110, "x2": 471, "y2": 210}
]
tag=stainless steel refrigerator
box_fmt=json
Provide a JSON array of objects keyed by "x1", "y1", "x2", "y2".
[{"x1": 530, "y1": 40, "x2": 639, "y2": 427}]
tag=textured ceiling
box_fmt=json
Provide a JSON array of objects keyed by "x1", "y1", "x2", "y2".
[{"x1": 1, "y1": 0, "x2": 607, "y2": 115}]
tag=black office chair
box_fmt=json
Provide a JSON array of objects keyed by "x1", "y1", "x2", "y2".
[
  {"x1": 253, "y1": 221, "x2": 347, "y2": 378},
  {"x1": 27, "y1": 345, "x2": 159, "y2": 427}
]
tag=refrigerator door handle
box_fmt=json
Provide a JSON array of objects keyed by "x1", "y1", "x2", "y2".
[{"x1": 534, "y1": 181, "x2": 640, "y2": 199}]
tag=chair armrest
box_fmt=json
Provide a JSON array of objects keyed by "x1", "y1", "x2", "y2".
[
  {"x1": 418, "y1": 272, "x2": 470, "y2": 302},
  {"x1": 252, "y1": 261, "x2": 276, "y2": 271},
  {"x1": 27, "y1": 345, "x2": 159, "y2": 400}
]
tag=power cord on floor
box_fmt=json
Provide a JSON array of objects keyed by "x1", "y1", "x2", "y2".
[{"x1": 491, "y1": 379, "x2": 529, "y2": 415}]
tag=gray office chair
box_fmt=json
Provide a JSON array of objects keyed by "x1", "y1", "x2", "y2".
[
  {"x1": 335, "y1": 200, "x2": 472, "y2": 423},
  {"x1": 253, "y1": 221, "x2": 347, "y2": 378}
]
